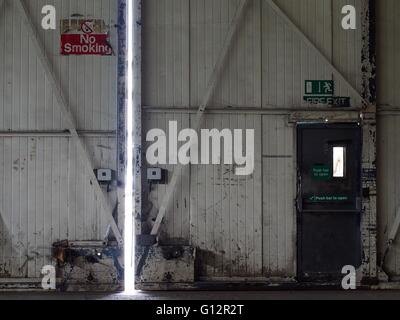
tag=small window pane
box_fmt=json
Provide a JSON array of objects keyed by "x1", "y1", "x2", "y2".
[{"x1": 333, "y1": 147, "x2": 345, "y2": 178}]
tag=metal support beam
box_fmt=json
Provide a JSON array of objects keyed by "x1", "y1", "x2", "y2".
[
  {"x1": 117, "y1": 0, "x2": 128, "y2": 244},
  {"x1": 264, "y1": 0, "x2": 369, "y2": 108},
  {"x1": 143, "y1": 105, "x2": 362, "y2": 114},
  {"x1": 0, "y1": 130, "x2": 116, "y2": 137},
  {"x1": 132, "y1": 0, "x2": 142, "y2": 236},
  {"x1": 15, "y1": 0, "x2": 123, "y2": 245},
  {"x1": 360, "y1": 0, "x2": 377, "y2": 282},
  {"x1": 150, "y1": 0, "x2": 250, "y2": 236}
]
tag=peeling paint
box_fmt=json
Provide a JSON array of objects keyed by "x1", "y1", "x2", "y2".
[
  {"x1": 359, "y1": 0, "x2": 378, "y2": 283},
  {"x1": 117, "y1": 0, "x2": 127, "y2": 181},
  {"x1": 361, "y1": 0, "x2": 377, "y2": 108}
]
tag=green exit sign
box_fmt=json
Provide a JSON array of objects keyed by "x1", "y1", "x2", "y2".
[{"x1": 305, "y1": 80, "x2": 334, "y2": 95}]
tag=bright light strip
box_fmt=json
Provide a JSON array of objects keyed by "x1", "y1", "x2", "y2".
[{"x1": 124, "y1": 0, "x2": 135, "y2": 293}]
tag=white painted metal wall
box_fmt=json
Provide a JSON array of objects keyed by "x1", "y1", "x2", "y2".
[
  {"x1": 0, "y1": 0, "x2": 119, "y2": 279},
  {"x1": 189, "y1": 114, "x2": 263, "y2": 278},
  {"x1": 262, "y1": 115, "x2": 295, "y2": 278},
  {"x1": 0, "y1": 0, "x2": 378, "y2": 283},
  {"x1": 377, "y1": 0, "x2": 400, "y2": 279},
  {"x1": 143, "y1": 0, "x2": 363, "y2": 110},
  {"x1": 142, "y1": 0, "x2": 365, "y2": 279}
]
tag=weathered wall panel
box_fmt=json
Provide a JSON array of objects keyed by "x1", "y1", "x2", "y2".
[
  {"x1": 142, "y1": 112, "x2": 191, "y2": 240},
  {"x1": 332, "y1": 0, "x2": 363, "y2": 101},
  {"x1": 377, "y1": 114, "x2": 400, "y2": 278},
  {"x1": 376, "y1": 0, "x2": 400, "y2": 279},
  {"x1": 262, "y1": 0, "x2": 363, "y2": 108},
  {"x1": 262, "y1": 0, "x2": 332, "y2": 108},
  {"x1": 142, "y1": 0, "x2": 190, "y2": 108},
  {"x1": 262, "y1": 115, "x2": 296, "y2": 277},
  {"x1": 0, "y1": 0, "x2": 118, "y2": 131},
  {"x1": 141, "y1": 0, "x2": 367, "y2": 281},
  {"x1": 0, "y1": 137, "x2": 116, "y2": 278},
  {"x1": 142, "y1": 112, "x2": 297, "y2": 280},
  {"x1": 189, "y1": 114, "x2": 262, "y2": 278},
  {"x1": 190, "y1": 0, "x2": 261, "y2": 108},
  {"x1": 143, "y1": 0, "x2": 364, "y2": 110},
  {"x1": 0, "y1": 0, "x2": 119, "y2": 280},
  {"x1": 142, "y1": 113, "x2": 263, "y2": 279}
]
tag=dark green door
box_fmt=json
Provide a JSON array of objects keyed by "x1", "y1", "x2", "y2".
[{"x1": 297, "y1": 123, "x2": 362, "y2": 282}]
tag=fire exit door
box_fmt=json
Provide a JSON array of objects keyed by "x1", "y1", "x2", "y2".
[{"x1": 297, "y1": 123, "x2": 362, "y2": 282}]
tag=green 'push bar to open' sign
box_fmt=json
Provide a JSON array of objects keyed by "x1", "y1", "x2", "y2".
[
  {"x1": 308, "y1": 195, "x2": 350, "y2": 203},
  {"x1": 312, "y1": 165, "x2": 331, "y2": 181}
]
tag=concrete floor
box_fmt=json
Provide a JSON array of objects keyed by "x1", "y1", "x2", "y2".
[{"x1": 0, "y1": 290, "x2": 400, "y2": 300}]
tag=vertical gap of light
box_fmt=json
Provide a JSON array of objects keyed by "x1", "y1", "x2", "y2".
[{"x1": 124, "y1": 0, "x2": 135, "y2": 293}]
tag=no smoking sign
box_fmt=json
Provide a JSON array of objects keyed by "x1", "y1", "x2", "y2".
[{"x1": 61, "y1": 17, "x2": 113, "y2": 56}]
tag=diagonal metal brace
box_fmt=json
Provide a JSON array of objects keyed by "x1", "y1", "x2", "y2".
[
  {"x1": 381, "y1": 207, "x2": 400, "y2": 269},
  {"x1": 264, "y1": 0, "x2": 369, "y2": 108},
  {"x1": 150, "y1": 0, "x2": 251, "y2": 236}
]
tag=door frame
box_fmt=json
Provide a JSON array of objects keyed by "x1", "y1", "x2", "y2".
[{"x1": 296, "y1": 122, "x2": 363, "y2": 282}]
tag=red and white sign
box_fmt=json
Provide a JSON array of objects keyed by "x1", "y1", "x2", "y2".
[{"x1": 61, "y1": 17, "x2": 113, "y2": 56}]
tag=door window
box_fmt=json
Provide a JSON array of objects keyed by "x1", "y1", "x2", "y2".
[{"x1": 333, "y1": 146, "x2": 346, "y2": 178}]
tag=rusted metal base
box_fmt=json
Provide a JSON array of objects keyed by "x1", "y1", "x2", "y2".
[
  {"x1": 135, "y1": 245, "x2": 195, "y2": 285},
  {"x1": 53, "y1": 241, "x2": 123, "y2": 292}
]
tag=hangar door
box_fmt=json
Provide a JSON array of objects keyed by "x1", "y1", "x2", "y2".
[
  {"x1": 0, "y1": 0, "x2": 122, "y2": 284},
  {"x1": 297, "y1": 123, "x2": 362, "y2": 282}
]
